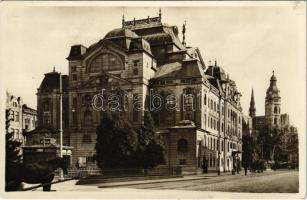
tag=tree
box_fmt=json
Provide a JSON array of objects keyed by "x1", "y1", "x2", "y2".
[
  {"x1": 242, "y1": 134, "x2": 252, "y2": 169},
  {"x1": 94, "y1": 111, "x2": 165, "y2": 170},
  {"x1": 94, "y1": 111, "x2": 138, "y2": 169},
  {"x1": 255, "y1": 124, "x2": 296, "y2": 168},
  {"x1": 134, "y1": 111, "x2": 165, "y2": 169}
]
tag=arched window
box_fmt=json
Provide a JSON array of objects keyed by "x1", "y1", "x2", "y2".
[
  {"x1": 90, "y1": 53, "x2": 124, "y2": 72},
  {"x1": 84, "y1": 110, "x2": 92, "y2": 124},
  {"x1": 213, "y1": 138, "x2": 216, "y2": 150},
  {"x1": 177, "y1": 139, "x2": 188, "y2": 153}
]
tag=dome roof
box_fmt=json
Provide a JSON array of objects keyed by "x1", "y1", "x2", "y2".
[
  {"x1": 266, "y1": 71, "x2": 280, "y2": 99},
  {"x1": 143, "y1": 33, "x2": 173, "y2": 44},
  {"x1": 270, "y1": 74, "x2": 277, "y2": 81},
  {"x1": 105, "y1": 28, "x2": 139, "y2": 39}
]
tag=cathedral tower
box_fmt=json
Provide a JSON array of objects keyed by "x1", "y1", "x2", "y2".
[
  {"x1": 265, "y1": 71, "x2": 281, "y2": 127},
  {"x1": 249, "y1": 88, "x2": 256, "y2": 118}
]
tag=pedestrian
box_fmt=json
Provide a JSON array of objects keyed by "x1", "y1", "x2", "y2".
[
  {"x1": 244, "y1": 166, "x2": 247, "y2": 175},
  {"x1": 202, "y1": 158, "x2": 208, "y2": 174}
]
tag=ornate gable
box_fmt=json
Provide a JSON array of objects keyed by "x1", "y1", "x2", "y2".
[{"x1": 83, "y1": 39, "x2": 127, "y2": 65}]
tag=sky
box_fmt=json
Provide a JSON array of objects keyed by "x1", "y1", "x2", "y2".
[{"x1": 1, "y1": 2, "x2": 306, "y2": 135}]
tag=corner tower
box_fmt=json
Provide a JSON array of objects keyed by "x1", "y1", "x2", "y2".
[{"x1": 265, "y1": 71, "x2": 281, "y2": 127}]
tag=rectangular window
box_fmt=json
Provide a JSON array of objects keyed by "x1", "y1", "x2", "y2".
[
  {"x1": 15, "y1": 112, "x2": 19, "y2": 122},
  {"x1": 71, "y1": 66, "x2": 76, "y2": 72},
  {"x1": 72, "y1": 74, "x2": 77, "y2": 81},
  {"x1": 133, "y1": 60, "x2": 139, "y2": 67},
  {"x1": 208, "y1": 98, "x2": 210, "y2": 108},
  {"x1": 44, "y1": 102, "x2": 49, "y2": 111},
  {"x1": 133, "y1": 67, "x2": 138, "y2": 75},
  {"x1": 213, "y1": 119, "x2": 216, "y2": 130},
  {"x1": 213, "y1": 138, "x2": 215, "y2": 150},
  {"x1": 16, "y1": 129, "x2": 20, "y2": 139}
]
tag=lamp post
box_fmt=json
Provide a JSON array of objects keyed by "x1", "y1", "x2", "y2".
[
  {"x1": 59, "y1": 72, "x2": 64, "y2": 181},
  {"x1": 217, "y1": 149, "x2": 221, "y2": 175}
]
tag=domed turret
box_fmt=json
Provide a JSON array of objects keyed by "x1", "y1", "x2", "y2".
[
  {"x1": 266, "y1": 70, "x2": 280, "y2": 100},
  {"x1": 265, "y1": 70, "x2": 281, "y2": 127}
]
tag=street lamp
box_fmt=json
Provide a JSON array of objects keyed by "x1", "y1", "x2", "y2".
[
  {"x1": 59, "y1": 72, "x2": 64, "y2": 181},
  {"x1": 217, "y1": 150, "x2": 221, "y2": 175}
]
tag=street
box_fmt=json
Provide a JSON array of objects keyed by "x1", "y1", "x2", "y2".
[
  {"x1": 26, "y1": 170, "x2": 298, "y2": 193},
  {"x1": 117, "y1": 170, "x2": 298, "y2": 193}
]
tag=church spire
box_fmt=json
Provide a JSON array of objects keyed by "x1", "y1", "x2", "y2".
[
  {"x1": 182, "y1": 20, "x2": 186, "y2": 47},
  {"x1": 249, "y1": 88, "x2": 256, "y2": 118},
  {"x1": 122, "y1": 7, "x2": 125, "y2": 28}
]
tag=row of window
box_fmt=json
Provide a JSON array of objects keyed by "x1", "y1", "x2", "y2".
[
  {"x1": 204, "y1": 136, "x2": 238, "y2": 153},
  {"x1": 205, "y1": 115, "x2": 219, "y2": 131},
  {"x1": 156, "y1": 78, "x2": 198, "y2": 86},
  {"x1": 11, "y1": 102, "x2": 19, "y2": 107},
  {"x1": 10, "y1": 111, "x2": 20, "y2": 122},
  {"x1": 10, "y1": 128, "x2": 21, "y2": 140},
  {"x1": 204, "y1": 94, "x2": 241, "y2": 126},
  {"x1": 204, "y1": 93, "x2": 220, "y2": 114}
]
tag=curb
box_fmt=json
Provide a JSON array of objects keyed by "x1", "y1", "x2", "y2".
[{"x1": 22, "y1": 178, "x2": 75, "y2": 191}]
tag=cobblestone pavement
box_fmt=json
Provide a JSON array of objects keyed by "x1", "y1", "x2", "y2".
[{"x1": 25, "y1": 170, "x2": 298, "y2": 193}]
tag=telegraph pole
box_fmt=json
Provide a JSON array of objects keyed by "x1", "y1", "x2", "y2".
[{"x1": 59, "y1": 72, "x2": 64, "y2": 180}]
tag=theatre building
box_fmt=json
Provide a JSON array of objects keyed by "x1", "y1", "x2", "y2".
[{"x1": 36, "y1": 11, "x2": 243, "y2": 173}]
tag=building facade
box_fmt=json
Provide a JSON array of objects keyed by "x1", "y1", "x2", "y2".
[
  {"x1": 37, "y1": 12, "x2": 243, "y2": 173},
  {"x1": 6, "y1": 91, "x2": 23, "y2": 142},
  {"x1": 6, "y1": 91, "x2": 37, "y2": 144}
]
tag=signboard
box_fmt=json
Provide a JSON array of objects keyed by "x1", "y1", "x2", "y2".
[{"x1": 78, "y1": 157, "x2": 87, "y2": 168}]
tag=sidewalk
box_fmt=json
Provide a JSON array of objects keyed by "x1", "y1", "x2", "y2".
[
  {"x1": 97, "y1": 172, "x2": 233, "y2": 188},
  {"x1": 23, "y1": 171, "x2": 231, "y2": 191}
]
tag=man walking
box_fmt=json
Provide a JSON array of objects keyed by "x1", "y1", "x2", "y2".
[{"x1": 202, "y1": 156, "x2": 208, "y2": 174}]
